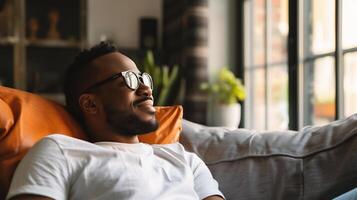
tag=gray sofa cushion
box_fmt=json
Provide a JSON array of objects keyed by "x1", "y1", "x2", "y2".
[{"x1": 180, "y1": 114, "x2": 357, "y2": 200}]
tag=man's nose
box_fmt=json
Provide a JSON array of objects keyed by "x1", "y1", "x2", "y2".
[{"x1": 136, "y1": 82, "x2": 153, "y2": 97}]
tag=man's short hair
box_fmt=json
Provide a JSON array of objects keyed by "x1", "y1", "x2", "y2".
[{"x1": 63, "y1": 42, "x2": 117, "y2": 123}]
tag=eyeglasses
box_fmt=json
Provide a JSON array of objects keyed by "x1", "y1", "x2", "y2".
[{"x1": 83, "y1": 70, "x2": 153, "y2": 92}]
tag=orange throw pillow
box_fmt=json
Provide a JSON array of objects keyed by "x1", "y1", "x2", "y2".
[
  {"x1": 0, "y1": 86, "x2": 183, "y2": 199},
  {"x1": 139, "y1": 106, "x2": 183, "y2": 144}
]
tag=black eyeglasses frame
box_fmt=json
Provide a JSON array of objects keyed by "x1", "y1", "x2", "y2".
[{"x1": 82, "y1": 70, "x2": 153, "y2": 93}]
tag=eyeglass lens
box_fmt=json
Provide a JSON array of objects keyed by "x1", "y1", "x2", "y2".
[
  {"x1": 142, "y1": 73, "x2": 152, "y2": 89},
  {"x1": 124, "y1": 72, "x2": 139, "y2": 89},
  {"x1": 123, "y1": 71, "x2": 153, "y2": 90}
]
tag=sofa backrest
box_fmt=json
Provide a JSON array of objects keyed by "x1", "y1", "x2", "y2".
[{"x1": 180, "y1": 118, "x2": 357, "y2": 199}]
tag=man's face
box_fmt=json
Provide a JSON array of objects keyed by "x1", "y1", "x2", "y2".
[{"x1": 82, "y1": 52, "x2": 159, "y2": 136}]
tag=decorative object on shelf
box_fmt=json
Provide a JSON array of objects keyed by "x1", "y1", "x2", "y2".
[
  {"x1": 201, "y1": 67, "x2": 246, "y2": 128},
  {"x1": 28, "y1": 17, "x2": 39, "y2": 41},
  {"x1": 142, "y1": 51, "x2": 183, "y2": 106},
  {"x1": 0, "y1": 0, "x2": 84, "y2": 91},
  {"x1": 46, "y1": 9, "x2": 61, "y2": 40}
]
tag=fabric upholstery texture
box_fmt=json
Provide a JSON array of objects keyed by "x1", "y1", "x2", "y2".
[
  {"x1": 180, "y1": 117, "x2": 357, "y2": 200},
  {"x1": 0, "y1": 86, "x2": 182, "y2": 199}
]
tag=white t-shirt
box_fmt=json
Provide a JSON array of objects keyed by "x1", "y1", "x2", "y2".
[{"x1": 6, "y1": 134, "x2": 224, "y2": 200}]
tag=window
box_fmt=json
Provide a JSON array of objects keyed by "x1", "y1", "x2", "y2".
[
  {"x1": 302, "y1": 0, "x2": 336, "y2": 126},
  {"x1": 244, "y1": 0, "x2": 289, "y2": 130},
  {"x1": 242, "y1": 0, "x2": 357, "y2": 130}
]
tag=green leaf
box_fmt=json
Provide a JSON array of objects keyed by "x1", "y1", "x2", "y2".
[
  {"x1": 142, "y1": 51, "x2": 182, "y2": 106},
  {"x1": 199, "y1": 67, "x2": 246, "y2": 104},
  {"x1": 162, "y1": 66, "x2": 169, "y2": 86}
]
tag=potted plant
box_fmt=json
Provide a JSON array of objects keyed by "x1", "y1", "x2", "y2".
[
  {"x1": 201, "y1": 67, "x2": 246, "y2": 128},
  {"x1": 142, "y1": 51, "x2": 183, "y2": 106}
]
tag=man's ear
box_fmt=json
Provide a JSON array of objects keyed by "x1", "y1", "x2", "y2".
[{"x1": 79, "y1": 94, "x2": 98, "y2": 114}]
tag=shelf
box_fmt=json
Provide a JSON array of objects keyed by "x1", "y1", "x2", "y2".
[
  {"x1": 25, "y1": 39, "x2": 81, "y2": 48},
  {"x1": 1, "y1": 0, "x2": 87, "y2": 92},
  {"x1": 0, "y1": 36, "x2": 19, "y2": 45}
]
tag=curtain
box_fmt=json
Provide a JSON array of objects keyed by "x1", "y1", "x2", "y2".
[{"x1": 163, "y1": 0, "x2": 208, "y2": 124}]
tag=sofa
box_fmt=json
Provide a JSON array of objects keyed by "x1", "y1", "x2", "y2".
[
  {"x1": 180, "y1": 118, "x2": 357, "y2": 199},
  {"x1": 1, "y1": 86, "x2": 357, "y2": 199}
]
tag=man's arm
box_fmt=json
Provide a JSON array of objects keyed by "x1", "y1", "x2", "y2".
[
  {"x1": 186, "y1": 151, "x2": 225, "y2": 199},
  {"x1": 10, "y1": 194, "x2": 53, "y2": 200},
  {"x1": 203, "y1": 195, "x2": 225, "y2": 200},
  {"x1": 6, "y1": 137, "x2": 70, "y2": 200}
]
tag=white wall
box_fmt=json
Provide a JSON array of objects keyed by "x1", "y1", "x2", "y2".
[
  {"x1": 87, "y1": 0, "x2": 236, "y2": 74},
  {"x1": 87, "y1": 0, "x2": 162, "y2": 48},
  {"x1": 208, "y1": 0, "x2": 236, "y2": 80}
]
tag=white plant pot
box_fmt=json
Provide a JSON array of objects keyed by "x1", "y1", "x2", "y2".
[{"x1": 208, "y1": 103, "x2": 241, "y2": 129}]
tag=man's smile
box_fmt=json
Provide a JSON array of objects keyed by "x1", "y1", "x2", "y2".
[{"x1": 134, "y1": 98, "x2": 155, "y2": 114}]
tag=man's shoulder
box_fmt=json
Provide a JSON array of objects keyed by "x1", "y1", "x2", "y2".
[
  {"x1": 152, "y1": 142, "x2": 197, "y2": 160},
  {"x1": 151, "y1": 143, "x2": 204, "y2": 169},
  {"x1": 43, "y1": 134, "x2": 87, "y2": 143},
  {"x1": 36, "y1": 134, "x2": 92, "y2": 150},
  {"x1": 44, "y1": 133, "x2": 82, "y2": 141},
  {"x1": 152, "y1": 142, "x2": 186, "y2": 152}
]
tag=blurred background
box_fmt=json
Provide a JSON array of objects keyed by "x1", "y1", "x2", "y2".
[{"x1": 0, "y1": 0, "x2": 357, "y2": 131}]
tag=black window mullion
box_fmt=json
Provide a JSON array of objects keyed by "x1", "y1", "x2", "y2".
[
  {"x1": 288, "y1": 0, "x2": 299, "y2": 130},
  {"x1": 303, "y1": 51, "x2": 335, "y2": 63},
  {"x1": 343, "y1": 47, "x2": 357, "y2": 54},
  {"x1": 236, "y1": 0, "x2": 245, "y2": 128},
  {"x1": 335, "y1": 0, "x2": 343, "y2": 119}
]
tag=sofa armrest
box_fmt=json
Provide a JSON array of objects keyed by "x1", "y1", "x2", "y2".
[{"x1": 179, "y1": 115, "x2": 357, "y2": 199}]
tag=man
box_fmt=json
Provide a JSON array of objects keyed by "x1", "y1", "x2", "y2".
[{"x1": 6, "y1": 42, "x2": 224, "y2": 200}]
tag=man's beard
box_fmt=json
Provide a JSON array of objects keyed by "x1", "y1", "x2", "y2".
[{"x1": 105, "y1": 106, "x2": 159, "y2": 137}]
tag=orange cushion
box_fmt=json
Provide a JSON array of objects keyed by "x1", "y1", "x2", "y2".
[
  {"x1": 0, "y1": 86, "x2": 183, "y2": 199},
  {"x1": 139, "y1": 106, "x2": 183, "y2": 144}
]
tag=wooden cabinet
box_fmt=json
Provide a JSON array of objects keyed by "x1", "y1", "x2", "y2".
[{"x1": 0, "y1": 0, "x2": 86, "y2": 100}]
